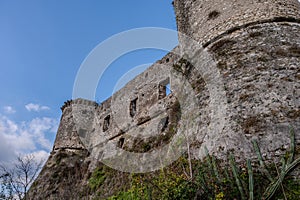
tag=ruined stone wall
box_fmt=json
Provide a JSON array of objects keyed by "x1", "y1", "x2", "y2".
[
  {"x1": 29, "y1": 0, "x2": 300, "y2": 198},
  {"x1": 86, "y1": 52, "x2": 180, "y2": 161},
  {"x1": 52, "y1": 0, "x2": 300, "y2": 163},
  {"x1": 52, "y1": 51, "x2": 181, "y2": 164}
]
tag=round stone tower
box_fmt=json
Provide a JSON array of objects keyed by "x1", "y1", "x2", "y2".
[
  {"x1": 53, "y1": 98, "x2": 97, "y2": 151},
  {"x1": 173, "y1": 0, "x2": 300, "y2": 160},
  {"x1": 174, "y1": 0, "x2": 300, "y2": 46}
]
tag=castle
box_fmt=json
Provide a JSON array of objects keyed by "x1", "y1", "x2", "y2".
[{"x1": 29, "y1": 0, "x2": 300, "y2": 198}]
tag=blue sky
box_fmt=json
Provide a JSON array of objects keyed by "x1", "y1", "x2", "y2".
[{"x1": 0, "y1": 0, "x2": 177, "y2": 162}]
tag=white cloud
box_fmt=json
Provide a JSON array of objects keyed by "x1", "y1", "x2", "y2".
[
  {"x1": 0, "y1": 115, "x2": 58, "y2": 162},
  {"x1": 0, "y1": 132, "x2": 16, "y2": 162},
  {"x1": 28, "y1": 117, "x2": 58, "y2": 150},
  {"x1": 3, "y1": 106, "x2": 16, "y2": 114},
  {"x1": 25, "y1": 103, "x2": 50, "y2": 112},
  {"x1": 30, "y1": 150, "x2": 49, "y2": 164}
]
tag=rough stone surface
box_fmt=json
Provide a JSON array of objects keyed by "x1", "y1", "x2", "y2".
[
  {"x1": 28, "y1": 0, "x2": 300, "y2": 198},
  {"x1": 205, "y1": 21, "x2": 300, "y2": 160},
  {"x1": 174, "y1": 0, "x2": 300, "y2": 46}
]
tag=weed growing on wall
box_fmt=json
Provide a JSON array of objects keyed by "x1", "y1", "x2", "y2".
[{"x1": 88, "y1": 127, "x2": 300, "y2": 199}]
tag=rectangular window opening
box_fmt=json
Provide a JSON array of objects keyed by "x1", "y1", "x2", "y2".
[
  {"x1": 118, "y1": 137, "x2": 125, "y2": 148},
  {"x1": 130, "y1": 98, "x2": 138, "y2": 117},
  {"x1": 103, "y1": 115, "x2": 110, "y2": 132},
  {"x1": 158, "y1": 78, "x2": 171, "y2": 99},
  {"x1": 166, "y1": 83, "x2": 171, "y2": 96}
]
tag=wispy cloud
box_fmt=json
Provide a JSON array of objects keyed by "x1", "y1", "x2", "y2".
[
  {"x1": 31, "y1": 150, "x2": 49, "y2": 164},
  {"x1": 25, "y1": 103, "x2": 50, "y2": 112},
  {"x1": 0, "y1": 114, "x2": 58, "y2": 162},
  {"x1": 3, "y1": 106, "x2": 16, "y2": 114}
]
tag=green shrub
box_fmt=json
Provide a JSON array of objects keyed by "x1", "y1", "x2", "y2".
[
  {"x1": 103, "y1": 127, "x2": 300, "y2": 200},
  {"x1": 89, "y1": 167, "x2": 106, "y2": 191}
]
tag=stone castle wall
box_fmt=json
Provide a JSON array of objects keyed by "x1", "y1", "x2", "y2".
[
  {"x1": 28, "y1": 1, "x2": 300, "y2": 198},
  {"x1": 53, "y1": 51, "x2": 182, "y2": 161},
  {"x1": 52, "y1": 0, "x2": 300, "y2": 164}
]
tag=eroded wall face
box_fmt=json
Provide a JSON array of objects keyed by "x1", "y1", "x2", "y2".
[
  {"x1": 88, "y1": 55, "x2": 180, "y2": 161},
  {"x1": 52, "y1": 52, "x2": 185, "y2": 168},
  {"x1": 203, "y1": 22, "x2": 300, "y2": 160}
]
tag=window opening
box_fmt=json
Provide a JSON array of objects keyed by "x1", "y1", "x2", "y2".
[
  {"x1": 161, "y1": 116, "x2": 169, "y2": 132},
  {"x1": 158, "y1": 78, "x2": 171, "y2": 99},
  {"x1": 103, "y1": 115, "x2": 110, "y2": 132},
  {"x1": 166, "y1": 83, "x2": 171, "y2": 96},
  {"x1": 130, "y1": 98, "x2": 138, "y2": 117},
  {"x1": 118, "y1": 138, "x2": 125, "y2": 148}
]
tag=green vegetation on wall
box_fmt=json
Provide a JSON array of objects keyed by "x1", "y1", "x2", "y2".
[
  {"x1": 89, "y1": 127, "x2": 300, "y2": 200},
  {"x1": 89, "y1": 167, "x2": 106, "y2": 192}
]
